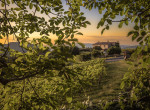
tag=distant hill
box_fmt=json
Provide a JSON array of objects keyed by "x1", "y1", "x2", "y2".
[
  {"x1": 1, "y1": 42, "x2": 138, "y2": 51},
  {"x1": 76, "y1": 43, "x2": 138, "y2": 49},
  {"x1": 120, "y1": 45, "x2": 138, "y2": 49},
  {"x1": 76, "y1": 43, "x2": 93, "y2": 48}
]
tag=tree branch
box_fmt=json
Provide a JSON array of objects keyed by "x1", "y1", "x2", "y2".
[
  {"x1": 111, "y1": 18, "x2": 129, "y2": 22},
  {"x1": 0, "y1": 9, "x2": 26, "y2": 53},
  {"x1": 138, "y1": 8, "x2": 150, "y2": 16},
  {"x1": 0, "y1": 0, "x2": 9, "y2": 6},
  {"x1": 0, "y1": 72, "x2": 37, "y2": 85}
]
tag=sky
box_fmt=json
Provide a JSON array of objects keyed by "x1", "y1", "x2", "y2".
[
  {"x1": 74, "y1": 7, "x2": 138, "y2": 45},
  {"x1": 0, "y1": 1, "x2": 139, "y2": 46}
]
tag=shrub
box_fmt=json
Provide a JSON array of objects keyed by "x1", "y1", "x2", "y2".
[
  {"x1": 79, "y1": 48, "x2": 92, "y2": 53},
  {"x1": 107, "y1": 46, "x2": 121, "y2": 55},
  {"x1": 122, "y1": 48, "x2": 135, "y2": 55},
  {"x1": 93, "y1": 46, "x2": 102, "y2": 50},
  {"x1": 78, "y1": 52, "x2": 92, "y2": 61},
  {"x1": 71, "y1": 46, "x2": 80, "y2": 55},
  {"x1": 92, "y1": 50, "x2": 102, "y2": 58}
]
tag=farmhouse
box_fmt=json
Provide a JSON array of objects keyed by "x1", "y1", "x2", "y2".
[{"x1": 93, "y1": 41, "x2": 119, "y2": 50}]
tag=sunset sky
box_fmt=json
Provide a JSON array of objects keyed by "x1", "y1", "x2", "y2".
[
  {"x1": 72, "y1": 5, "x2": 138, "y2": 45},
  {"x1": 0, "y1": 1, "x2": 139, "y2": 46}
]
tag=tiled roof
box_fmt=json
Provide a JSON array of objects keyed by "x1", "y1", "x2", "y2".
[{"x1": 93, "y1": 42, "x2": 117, "y2": 45}]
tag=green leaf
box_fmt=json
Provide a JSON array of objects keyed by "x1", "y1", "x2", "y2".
[
  {"x1": 132, "y1": 93, "x2": 137, "y2": 101},
  {"x1": 99, "y1": 9, "x2": 102, "y2": 14},
  {"x1": 71, "y1": 34, "x2": 74, "y2": 38},
  {"x1": 141, "y1": 31, "x2": 146, "y2": 36},
  {"x1": 118, "y1": 21, "x2": 124, "y2": 28},
  {"x1": 134, "y1": 18, "x2": 139, "y2": 24},
  {"x1": 128, "y1": 31, "x2": 134, "y2": 37},
  {"x1": 85, "y1": 21, "x2": 91, "y2": 25},
  {"x1": 77, "y1": 32, "x2": 83, "y2": 35},
  {"x1": 6, "y1": 0, "x2": 10, "y2": 4},
  {"x1": 10, "y1": 64, "x2": 16, "y2": 68},
  {"x1": 131, "y1": 16, "x2": 136, "y2": 22},
  {"x1": 101, "y1": 28, "x2": 105, "y2": 35},
  {"x1": 0, "y1": 35, "x2": 2, "y2": 39},
  {"x1": 136, "y1": 37, "x2": 143, "y2": 42},
  {"x1": 134, "y1": 25, "x2": 139, "y2": 30},
  {"x1": 23, "y1": 42, "x2": 28, "y2": 48},
  {"x1": 144, "y1": 45, "x2": 148, "y2": 51},
  {"x1": 45, "y1": 51, "x2": 51, "y2": 58},
  {"x1": 107, "y1": 19, "x2": 112, "y2": 25},
  {"x1": 66, "y1": 96, "x2": 72, "y2": 103},
  {"x1": 36, "y1": 5, "x2": 40, "y2": 11},
  {"x1": 68, "y1": 38, "x2": 78, "y2": 42},
  {"x1": 110, "y1": 14, "x2": 115, "y2": 19},
  {"x1": 15, "y1": 57, "x2": 23, "y2": 62},
  {"x1": 14, "y1": 8, "x2": 21, "y2": 11},
  {"x1": 139, "y1": 41, "x2": 143, "y2": 45},
  {"x1": 106, "y1": 25, "x2": 109, "y2": 30},
  {"x1": 78, "y1": 42, "x2": 85, "y2": 48},
  {"x1": 125, "y1": 20, "x2": 128, "y2": 25},
  {"x1": 120, "y1": 82, "x2": 125, "y2": 89},
  {"x1": 97, "y1": 19, "x2": 104, "y2": 28},
  {"x1": 1, "y1": 3, "x2": 4, "y2": 7},
  {"x1": 132, "y1": 32, "x2": 139, "y2": 41},
  {"x1": 120, "y1": 9, "x2": 124, "y2": 16},
  {"x1": 62, "y1": 20, "x2": 66, "y2": 26},
  {"x1": 146, "y1": 57, "x2": 150, "y2": 63},
  {"x1": 29, "y1": 3, "x2": 33, "y2": 9}
]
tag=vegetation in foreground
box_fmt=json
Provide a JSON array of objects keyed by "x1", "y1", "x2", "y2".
[
  {"x1": 0, "y1": 58, "x2": 105, "y2": 109},
  {"x1": 71, "y1": 60, "x2": 129, "y2": 106},
  {"x1": 0, "y1": 0, "x2": 149, "y2": 109}
]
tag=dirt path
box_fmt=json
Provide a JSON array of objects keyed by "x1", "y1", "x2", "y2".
[
  {"x1": 105, "y1": 56, "x2": 124, "y2": 62},
  {"x1": 85, "y1": 60, "x2": 129, "y2": 104}
]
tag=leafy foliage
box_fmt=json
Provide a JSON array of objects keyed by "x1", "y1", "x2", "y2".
[
  {"x1": 71, "y1": 46, "x2": 80, "y2": 55},
  {"x1": 0, "y1": 0, "x2": 92, "y2": 109},
  {"x1": 82, "y1": 0, "x2": 150, "y2": 109},
  {"x1": 0, "y1": 58, "x2": 105, "y2": 109},
  {"x1": 92, "y1": 49, "x2": 103, "y2": 58},
  {"x1": 0, "y1": 0, "x2": 150, "y2": 109},
  {"x1": 77, "y1": 52, "x2": 92, "y2": 61},
  {"x1": 93, "y1": 46, "x2": 102, "y2": 50},
  {"x1": 107, "y1": 46, "x2": 121, "y2": 55}
]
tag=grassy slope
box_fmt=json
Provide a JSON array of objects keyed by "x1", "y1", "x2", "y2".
[{"x1": 75, "y1": 60, "x2": 129, "y2": 104}]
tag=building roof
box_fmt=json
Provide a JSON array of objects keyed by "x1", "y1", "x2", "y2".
[{"x1": 93, "y1": 41, "x2": 117, "y2": 45}]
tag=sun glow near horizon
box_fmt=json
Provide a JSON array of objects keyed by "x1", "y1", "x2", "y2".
[{"x1": 0, "y1": 1, "x2": 139, "y2": 46}]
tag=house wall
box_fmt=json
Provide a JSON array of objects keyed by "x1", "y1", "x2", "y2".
[
  {"x1": 93, "y1": 45, "x2": 109, "y2": 49},
  {"x1": 93, "y1": 42, "x2": 120, "y2": 50}
]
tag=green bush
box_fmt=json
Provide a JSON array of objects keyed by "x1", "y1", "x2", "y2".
[
  {"x1": 79, "y1": 48, "x2": 92, "y2": 53},
  {"x1": 93, "y1": 46, "x2": 102, "y2": 50},
  {"x1": 122, "y1": 48, "x2": 135, "y2": 55},
  {"x1": 107, "y1": 46, "x2": 121, "y2": 55},
  {"x1": 71, "y1": 46, "x2": 80, "y2": 55},
  {"x1": 78, "y1": 52, "x2": 92, "y2": 61},
  {"x1": 92, "y1": 50, "x2": 103, "y2": 58}
]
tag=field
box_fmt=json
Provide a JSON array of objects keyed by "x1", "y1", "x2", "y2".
[
  {"x1": 74, "y1": 60, "x2": 129, "y2": 105},
  {"x1": 0, "y1": 58, "x2": 130, "y2": 109}
]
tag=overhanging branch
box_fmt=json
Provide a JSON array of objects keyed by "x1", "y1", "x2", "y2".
[{"x1": 0, "y1": 73, "x2": 37, "y2": 85}]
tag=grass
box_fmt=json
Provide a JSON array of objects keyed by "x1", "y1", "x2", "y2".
[{"x1": 74, "y1": 60, "x2": 129, "y2": 104}]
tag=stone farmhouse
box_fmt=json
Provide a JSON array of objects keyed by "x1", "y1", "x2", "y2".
[{"x1": 92, "y1": 41, "x2": 119, "y2": 50}]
